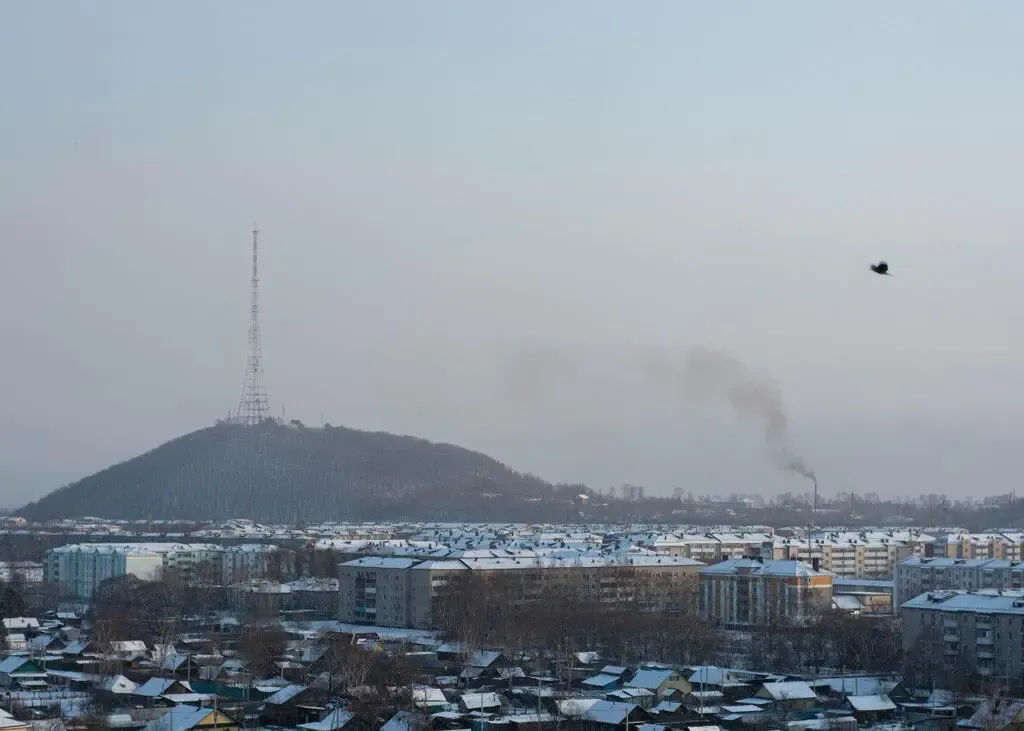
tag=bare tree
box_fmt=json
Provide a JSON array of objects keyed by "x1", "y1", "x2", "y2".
[
  {"x1": 901, "y1": 625, "x2": 946, "y2": 691},
  {"x1": 239, "y1": 624, "x2": 288, "y2": 679},
  {"x1": 90, "y1": 618, "x2": 123, "y2": 677}
]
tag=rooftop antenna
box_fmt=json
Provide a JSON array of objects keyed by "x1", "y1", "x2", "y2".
[{"x1": 235, "y1": 224, "x2": 271, "y2": 425}]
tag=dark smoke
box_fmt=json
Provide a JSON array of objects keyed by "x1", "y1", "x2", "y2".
[
  {"x1": 499, "y1": 343, "x2": 817, "y2": 486},
  {"x1": 640, "y1": 347, "x2": 817, "y2": 484}
]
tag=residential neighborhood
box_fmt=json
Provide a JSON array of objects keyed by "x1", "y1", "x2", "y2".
[{"x1": 0, "y1": 518, "x2": 1020, "y2": 729}]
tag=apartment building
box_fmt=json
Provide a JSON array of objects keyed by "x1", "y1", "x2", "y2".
[
  {"x1": 44, "y1": 544, "x2": 165, "y2": 598},
  {"x1": 43, "y1": 542, "x2": 292, "y2": 597},
  {"x1": 338, "y1": 557, "x2": 419, "y2": 626},
  {"x1": 894, "y1": 557, "x2": 1024, "y2": 609},
  {"x1": 337, "y1": 554, "x2": 703, "y2": 629},
  {"x1": 902, "y1": 589, "x2": 1024, "y2": 681},
  {"x1": 636, "y1": 532, "x2": 773, "y2": 562},
  {"x1": 698, "y1": 558, "x2": 833, "y2": 628},
  {"x1": 219, "y1": 544, "x2": 291, "y2": 584},
  {"x1": 764, "y1": 531, "x2": 928, "y2": 580},
  {"x1": 945, "y1": 533, "x2": 1024, "y2": 561}
]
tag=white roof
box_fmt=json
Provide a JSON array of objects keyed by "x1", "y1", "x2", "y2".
[
  {"x1": 847, "y1": 695, "x2": 897, "y2": 712},
  {"x1": 760, "y1": 681, "x2": 817, "y2": 701},
  {"x1": 903, "y1": 589, "x2": 1024, "y2": 615},
  {"x1": 460, "y1": 693, "x2": 502, "y2": 710},
  {"x1": 340, "y1": 557, "x2": 419, "y2": 569},
  {"x1": 702, "y1": 559, "x2": 830, "y2": 578}
]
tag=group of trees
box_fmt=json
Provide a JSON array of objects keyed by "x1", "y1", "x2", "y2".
[
  {"x1": 583, "y1": 484, "x2": 1024, "y2": 530},
  {"x1": 434, "y1": 566, "x2": 723, "y2": 674},
  {"x1": 748, "y1": 610, "x2": 903, "y2": 675},
  {"x1": 91, "y1": 568, "x2": 229, "y2": 645},
  {"x1": 899, "y1": 625, "x2": 1021, "y2": 697},
  {"x1": 240, "y1": 626, "x2": 422, "y2": 726},
  {"x1": 16, "y1": 422, "x2": 594, "y2": 523},
  {"x1": 88, "y1": 571, "x2": 421, "y2": 725},
  {"x1": 433, "y1": 567, "x2": 907, "y2": 679}
]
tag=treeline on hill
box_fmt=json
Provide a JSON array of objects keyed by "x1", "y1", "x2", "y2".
[
  {"x1": 16, "y1": 421, "x2": 592, "y2": 523},
  {"x1": 578, "y1": 487, "x2": 1024, "y2": 531},
  {"x1": 13, "y1": 419, "x2": 1022, "y2": 527}
]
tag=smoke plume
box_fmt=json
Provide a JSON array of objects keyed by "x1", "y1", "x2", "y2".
[
  {"x1": 501, "y1": 343, "x2": 816, "y2": 485},
  {"x1": 640, "y1": 346, "x2": 817, "y2": 484}
]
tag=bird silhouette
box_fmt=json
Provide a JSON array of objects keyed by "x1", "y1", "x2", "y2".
[{"x1": 870, "y1": 260, "x2": 892, "y2": 276}]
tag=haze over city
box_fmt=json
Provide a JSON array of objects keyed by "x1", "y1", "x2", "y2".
[{"x1": 3, "y1": 1, "x2": 1024, "y2": 505}]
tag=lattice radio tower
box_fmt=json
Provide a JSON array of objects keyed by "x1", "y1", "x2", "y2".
[{"x1": 235, "y1": 225, "x2": 271, "y2": 425}]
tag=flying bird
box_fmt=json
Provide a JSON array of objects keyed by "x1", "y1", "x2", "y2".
[{"x1": 870, "y1": 260, "x2": 892, "y2": 276}]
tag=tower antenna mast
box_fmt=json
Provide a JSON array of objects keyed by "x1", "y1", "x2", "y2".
[{"x1": 235, "y1": 225, "x2": 271, "y2": 425}]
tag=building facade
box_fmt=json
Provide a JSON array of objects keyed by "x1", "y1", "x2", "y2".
[
  {"x1": 764, "y1": 531, "x2": 929, "y2": 580},
  {"x1": 337, "y1": 555, "x2": 703, "y2": 629},
  {"x1": 43, "y1": 544, "x2": 164, "y2": 598},
  {"x1": 43, "y1": 542, "x2": 293, "y2": 598},
  {"x1": 894, "y1": 557, "x2": 1024, "y2": 610},
  {"x1": 944, "y1": 533, "x2": 1024, "y2": 561},
  {"x1": 901, "y1": 589, "x2": 1024, "y2": 681},
  {"x1": 699, "y1": 558, "x2": 833, "y2": 628}
]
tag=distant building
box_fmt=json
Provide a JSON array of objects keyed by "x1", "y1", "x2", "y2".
[
  {"x1": 901, "y1": 589, "x2": 1024, "y2": 681},
  {"x1": 831, "y1": 578, "x2": 894, "y2": 615},
  {"x1": 699, "y1": 558, "x2": 832, "y2": 628},
  {"x1": 338, "y1": 554, "x2": 703, "y2": 629},
  {"x1": 0, "y1": 561, "x2": 43, "y2": 584},
  {"x1": 43, "y1": 542, "x2": 292, "y2": 598},
  {"x1": 219, "y1": 544, "x2": 290, "y2": 584},
  {"x1": 43, "y1": 544, "x2": 165, "y2": 598},
  {"x1": 339, "y1": 556, "x2": 420, "y2": 626},
  {"x1": 634, "y1": 532, "x2": 773, "y2": 562},
  {"x1": 894, "y1": 556, "x2": 1024, "y2": 610},
  {"x1": 945, "y1": 532, "x2": 1024, "y2": 561},
  {"x1": 764, "y1": 530, "x2": 930, "y2": 580}
]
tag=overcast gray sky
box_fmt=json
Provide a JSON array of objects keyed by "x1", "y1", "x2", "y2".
[{"x1": 2, "y1": 1, "x2": 1023, "y2": 507}]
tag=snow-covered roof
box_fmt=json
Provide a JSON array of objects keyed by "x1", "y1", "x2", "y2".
[
  {"x1": 847, "y1": 695, "x2": 897, "y2": 713},
  {"x1": 759, "y1": 681, "x2": 817, "y2": 701},
  {"x1": 902, "y1": 589, "x2": 1024, "y2": 615},
  {"x1": 702, "y1": 559, "x2": 830, "y2": 578}
]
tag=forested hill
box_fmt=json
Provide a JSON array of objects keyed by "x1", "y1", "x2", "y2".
[{"x1": 17, "y1": 422, "x2": 590, "y2": 523}]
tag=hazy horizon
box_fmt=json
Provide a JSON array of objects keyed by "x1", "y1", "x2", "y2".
[{"x1": 3, "y1": 2, "x2": 1024, "y2": 507}]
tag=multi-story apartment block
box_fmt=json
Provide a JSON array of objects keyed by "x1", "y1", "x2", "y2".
[
  {"x1": 44, "y1": 544, "x2": 165, "y2": 598},
  {"x1": 894, "y1": 557, "x2": 1024, "y2": 609},
  {"x1": 635, "y1": 532, "x2": 773, "y2": 562},
  {"x1": 698, "y1": 558, "x2": 832, "y2": 628},
  {"x1": 337, "y1": 555, "x2": 703, "y2": 629},
  {"x1": 945, "y1": 533, "x2": 1024, "y2": 561},
  {"x1": 339, "y1": 557, "x2": 420, "y2": 626},
  {"x1": 219, "y1": 544, "x2": 291, "y2": 584},
  {"x1": 43, "y1": 542, "x2": 292, "y2": 597},
  {"x1": 764, "y1": 531, "x2": 930, "y2": 580},
  {"x1": 902, "y1": 589, "x2": 1024, "y2": 681}
]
